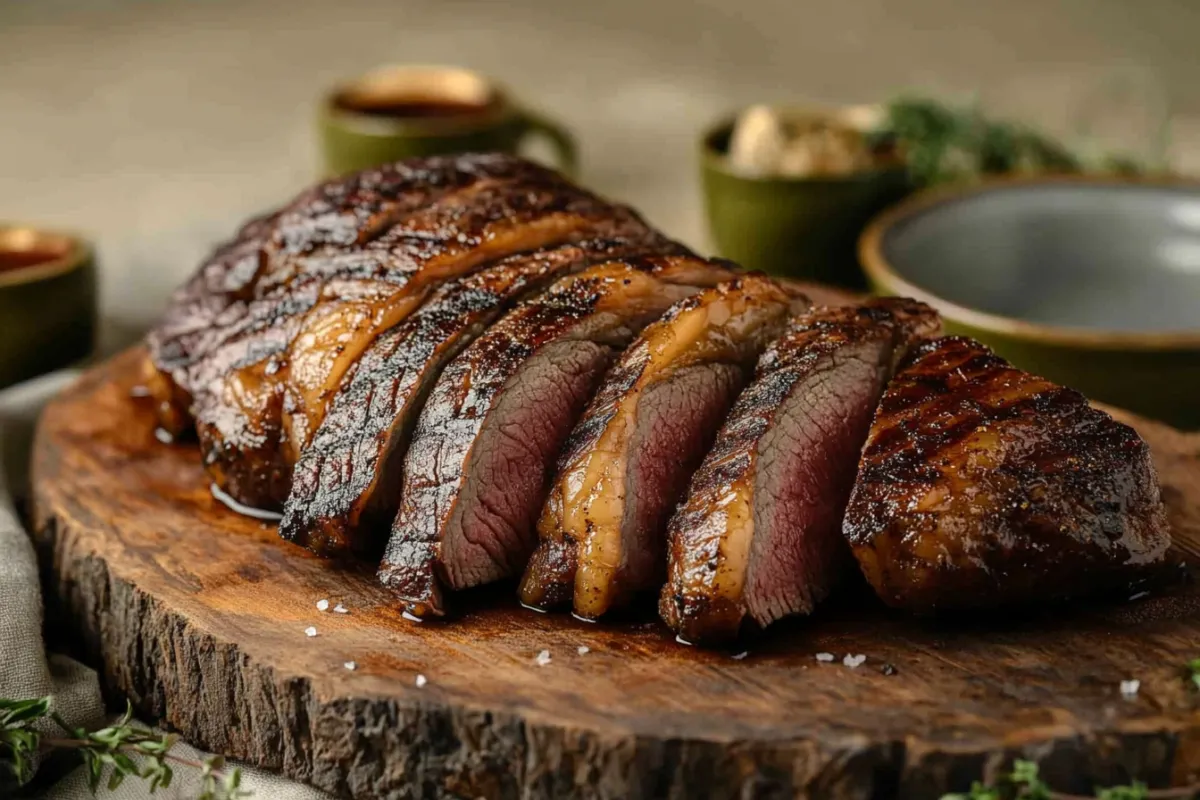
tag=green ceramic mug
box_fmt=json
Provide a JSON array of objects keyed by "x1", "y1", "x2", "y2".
[
  {"x1": 0, "y1": 225, "x2": 96, "y2": 389},
  {"x1": 700, "y1": 109, "x2": 912, "y2": 289},
  {"x1": 320, "y1": 65, "x2": 577, "y2": 176}
]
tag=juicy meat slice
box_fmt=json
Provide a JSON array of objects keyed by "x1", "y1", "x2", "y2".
[
  {"x1": 660, "y1": 299, "x2": 940, "y2": 645},
  {"x1": 843, "y1": 335, "x2": 1172, "y2": 612},
  {"x1": 519, "y1": 275, "x2": 807, "y2": 619},
  {"x1": 280, "y1": 233, "x2": 683, "y2": 558},
  {"x1": 378, "y1": 256, "x2": 735, "y2": 616},
  {"x1": 167, "y1": 156, "x2": 660, "y2": 509}
]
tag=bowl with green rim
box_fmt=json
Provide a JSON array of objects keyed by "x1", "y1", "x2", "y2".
[
  {"x1": 700, "y1": 107, "x2": 912, "y2": 289},
  {"x1": 859, "y1": 176, "x2": 1200, "y2": 429},
  {"x1": 0, "y1": 224, "x2": 96, "y2": 389}
]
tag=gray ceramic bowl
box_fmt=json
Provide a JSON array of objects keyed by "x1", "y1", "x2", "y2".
[{"x1": 860, "y1": 177, "x2": 1200, "y2": 429}]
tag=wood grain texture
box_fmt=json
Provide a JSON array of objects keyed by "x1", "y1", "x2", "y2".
[{"x1": 30, "y1": 344, "x2": 1200, "y2": 799}]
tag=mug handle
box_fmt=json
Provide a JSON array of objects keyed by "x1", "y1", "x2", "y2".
[{"x1": 516, "y1": 110, "x2": 578, "y2": 176}]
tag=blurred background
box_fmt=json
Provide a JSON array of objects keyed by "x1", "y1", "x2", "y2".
[{"x1": 2, "y1": 0, "x2": 1199, "y2": 354}]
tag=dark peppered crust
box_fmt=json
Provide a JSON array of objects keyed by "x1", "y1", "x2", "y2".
[{"x1": 843, "y1": 335, "x2": 1172, "y2": 612}]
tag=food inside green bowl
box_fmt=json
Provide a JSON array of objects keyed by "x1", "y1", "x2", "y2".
[{"x1": 721, "y1": 95, "x2": 1158, "y2": 186}]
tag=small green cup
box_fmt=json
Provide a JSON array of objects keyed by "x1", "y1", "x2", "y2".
[
  {"x1": 319, "y1": 65, "x2": 577, "y2": 176},
  {"x1": 0, "y1": 225, "x2": 96, "y2": 389},
  {"x1": 700, "y1": 110, "x2": 912, "y2": 289}
]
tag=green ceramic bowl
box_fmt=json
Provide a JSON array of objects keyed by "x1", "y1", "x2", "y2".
[
  {"x1": 700, "y1": 111, "x2": 912, "y2": 289},
  {"x1": 0, "y1": 225, "x2": 96, "y2": 389},
  {"x1": 319, "y1": 65, "x2": 576, "y2": 176},
  {"x1": 860, "y1": 177, "x2": 1200, "y2": 429}
]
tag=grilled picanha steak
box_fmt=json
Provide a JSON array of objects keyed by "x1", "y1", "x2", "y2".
[
  {"x1": 146, "y1": 155, "x2": 538, "y2": 437},
  {"x1": 379, "y1": 256, "x2": 735, "y2": 616},
  {"x1": 520, "y1": 275, "x2": 807, "y2": 619},
  {"x1": 280, "y1": 234, "x2": 683, "y2": 558},
  {"x1": 660, "y1": 299, "x2": 940, "y2": 644},
  {"x1": 144, "y1": 154, "x2": 663, "y2": 509},
  {"x1": 844, "y1": 336, "x2": 1172, "y2": 612}
]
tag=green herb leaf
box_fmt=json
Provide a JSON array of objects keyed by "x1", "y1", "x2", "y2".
[
  {"x1": 0, "y1": 697, "x2": 52, "y2": 727},
  {"x1": 1186, "y1": 658, "x2": 1200, "y2": 691},
  {"x1": 0, "y1": 694, "x2": 253, "y2": 798},
  {"x1": 1097, "y1": 781, "x2": 1149, "y2": 800},
  {"x1": 877, "y1": 95, "x2": 1144, "y2": 188}
]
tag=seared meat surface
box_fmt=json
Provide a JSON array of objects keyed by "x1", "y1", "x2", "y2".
[
  {"x1": 146, "y1": 155, "x2": 533, "y2": 436},
  {"x1": 844, "y1": 336, "x2": 1172, "y2": 612},
  {"x1": 378, "y1": 256, "x2": 734, "y2": 616},
  {"x1": 660, "y1": 299, "x2": 939, "y2": 644},
  {"x1": 520, "y1": 274, "x2": 806, "y2": 619},
  {"x1": 145, "y1": 154, "x2": 662, "y2": 508},
  {"x1": 280, "y1": 234, "x2": 683, "y2": 558}
]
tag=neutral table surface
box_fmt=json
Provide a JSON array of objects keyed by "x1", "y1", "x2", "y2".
[{"x1": 2, "y1": 0, "x2": 1199, "y2": 355}]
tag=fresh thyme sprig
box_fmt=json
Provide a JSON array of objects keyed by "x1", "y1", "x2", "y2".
[
  {"x1": 1186, "y1": 659, "x2": 1200, "y2": 692},
  {"x1": 942, "y1": 759, "x2": 1199, "y2": 800},
  {"x1": 0, "y1": 696, "x2": 250, "y2": 799}
]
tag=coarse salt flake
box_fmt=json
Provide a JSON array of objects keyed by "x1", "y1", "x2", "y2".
[
  {"x1": 843, "y1": 654, "x2": 866, "y2": 669},
  {"x1": 304, "y1": 626, "x2": 318, "y2": 638},
  {"x1": 1120, "y1": 679, "x2": 1140, "y2": 699},
  {"x1": 316, "y1": 599, "x2": 330, "y2": 612},
  {"x1": 577, "y1": 646, "x2": 590, "y2": 655},
  {"x1": 334, "y1": 603, "x2": 349, "y2": 614},
  {"x1": 415, "y1": 674, "x2": 427, "y2": 688},
  {"x1": 343, "y1": 661, "x2": 357, "y2": 671},
  {"x1": 535, "y1": 650, "x2": 552, "y2": 667},
  {"x1": 815, "y1": 652, "x2": 835, "y2": 662},
  {"x1": 731, "y1": 651, "x2": 749, "y2": 661}
]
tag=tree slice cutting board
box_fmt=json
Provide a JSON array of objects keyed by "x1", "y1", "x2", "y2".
[{"x1": 30, "y1": 343, "x2": 1200, "y2": 800}]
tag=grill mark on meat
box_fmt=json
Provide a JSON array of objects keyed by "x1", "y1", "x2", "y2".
[
  {"x1": 232, "y1": 200, "x2": 629, "y2": 509},
  {"x1": 159, "y1": 157, "x2": 660, "y2": 509},
  {"x1": 660, "y1": 299, "x2": 939, "y2": 645},
  {"x1": 843, "y1": 335, "x2": 1172, "y2": 612},
  {"x1": 279, "y1": 182, "x2": 650, "y2": 459},
  {"x1": 519, "y1": 275, "x2": 804, "y2": 619},
  {"x1": 148, "y1": 209, "x2": 280, "y2": 374},
  {"x1": 143, "y1": 209, "x2": 281, "y2": 434},
  {"x1": 379, "y1": 256, "x2": 735, "y2": 617},
  {"x1": 145, "y1": 154, "x2": 539, "y2": 433},
  {"x1": 279, "y1": 233, "x2": 683, "y2": 558}
]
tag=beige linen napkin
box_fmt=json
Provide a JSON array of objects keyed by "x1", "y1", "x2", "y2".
[{"x1": 0, "y1": 370, "x2": 330, "y2": 800}]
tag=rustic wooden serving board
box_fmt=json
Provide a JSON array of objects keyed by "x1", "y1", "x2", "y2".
[{"x1": 30, "y1": 342, "x2": 1200, "y2": 800}]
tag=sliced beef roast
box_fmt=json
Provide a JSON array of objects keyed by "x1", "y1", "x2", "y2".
[
  {"x1": 519, "y1": 274, "x2": 807, "y2": 619},
  {"x1": 378, "y1": 256, "x2": 735, "y2": 616},
  {"x1": 145, "y1": 154, "x2": 538, "y2": 437},
  {"x1": 660, "y1": 299, "x2": 940, "y2": 645},
  {"x1": 278, "y1": 176, "x2": 652, "y2": 458},
  {"x1": 280, "y1": 233, "x2": 683, "y2": 558},
  {"x1": 844, "y1": 336, "x2": 1172, "y2": 612},
  {"x1": 154, "y1": 155, "x2": 661, "y2": 509}
]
